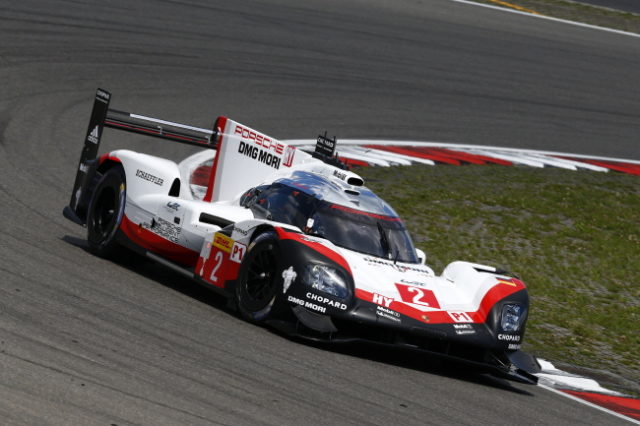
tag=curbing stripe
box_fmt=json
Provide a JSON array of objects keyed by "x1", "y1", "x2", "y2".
[
  {"x1": 539, "y1": 385, "x2": 640, "y2": 424},
  {"x1": 286, "y1": 139, "x2": 640, "y2": 176},
  {"x1": 450, "y1": 0, "x2": 640, "y2": 39}
]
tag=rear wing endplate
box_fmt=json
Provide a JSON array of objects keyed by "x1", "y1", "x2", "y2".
[{"x1": 63, "y1": 88, "x2": 220, "y2": 225}]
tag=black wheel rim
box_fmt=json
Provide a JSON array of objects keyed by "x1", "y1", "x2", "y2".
[
  {"x1": 92, "y1": 186, "x2": 117, "y2": 242},
  {"x1": 244, "y1": 246, "x2": 278, "y2": 308}
]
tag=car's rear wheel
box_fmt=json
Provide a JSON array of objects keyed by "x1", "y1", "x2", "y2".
[
  {"x1": 86, "y1": 166, "x2": 126, "y2": 258},
  {"x1": 236, "y1": 231, "x2": 286, "y2": 322}
]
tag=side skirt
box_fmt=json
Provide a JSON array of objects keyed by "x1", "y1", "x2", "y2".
[{"x1": 115, "y1": 229, "x2": 231, "y2": 299}]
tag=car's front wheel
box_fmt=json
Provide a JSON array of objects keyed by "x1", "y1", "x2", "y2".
[
  {"x1": 236, "y1": 231, "x2": 286, "y2": 322},
  {"x1": 86, "y1": 165, "x2": 126, "y2": 258}
]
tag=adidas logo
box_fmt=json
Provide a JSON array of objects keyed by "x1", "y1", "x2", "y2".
[{"x1": 87, "y1": 126, "x2": 100, "y2": 144}]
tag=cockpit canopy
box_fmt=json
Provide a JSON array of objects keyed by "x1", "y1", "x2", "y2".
[{"x1": 241, "y1": 171, "x2": 419, "y2": 263}]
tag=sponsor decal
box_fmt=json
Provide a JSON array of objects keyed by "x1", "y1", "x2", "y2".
[
  {"x1": 448, "y1": 311, "x2": 473, "y2": 323},
  {"x1": 333, "y1": 169, "x2": 347, "y2": 181},
  {"x1": 238, "y1": 141, "x2": 281, "y2": 169},
  {"x1": 363, "y1": 257, "x2": 431, "y2": 275},
  {"x1": 298, "y1": 235, "x2": 325, "y2": 244},
  {"x1": 229, "y1": 241, "x2": 246, "y2": 263},
  {"x1": 213, "y1": 233, "x2": 234, "y2": 253},
  {"x1": 87, "y1": 125, "x2": 100, "y2": 144},
  {"x1": 287, "y1": 295, "x2": 326, "y2": 313},
  {"x1": 165, "y1": 201, "x2": 180, "y2": 211},
  {"x1": 96, "y1": 89, "x2": 110, "y2": 101},
  {"x1": 282, "y1": 145, "x2": 296, "y2": 167},
  {"x1": 136, "y1": 169, "x2": 164, "y2": 186},
  {"x1": 282, "y1": 266, "x2": 297, "y2": 293},
  {"x1": 234, "y1": 124, "x2": 284, "y2": 154},
  {"x1": 315, "y1": 131, "x2": 337, "y2": 157},
  {"x1": 399, "y1": 279, "x2": 428, "y2": 287},
  {"x1": 150, "y1": 217, "x2": 181, "y2": 244},
  {"x1": 453, "y1": 324, "x2": 475, "y2": 335},
  {"x1": 497, "y1": 334, "x2": 521, "y2": 342},
  {"x1": 305, "y1": 292, "x2": 347, "y2": 310},
  {"x1": 508, "y1": 343, "x2": 521, "y2": 350},
  {"x1": 78, "y1": 163, "x2": 89, "y2": 173},
  {"x1": 232, "y1": 226, "x2": 249, "y2": 236},
  {"x1": 376, "y1": 306, "x2": 401, "y2": 323},
  {"x1": 372, "y1": 293, "x2": 393, "y2": 308},
  {"x1": 395, "y1": 283, "x2": 441, "y2": 309},
  {"x1": 454, "y1": 324, "x2": 473, "y2": 329},
  {"x1": 287, "y1": 295, "x2": 305, "y2": 306}
]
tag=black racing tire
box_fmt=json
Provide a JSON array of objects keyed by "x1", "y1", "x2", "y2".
[
  {"x1": 236, "y1": 231, "x2": 286, "y2": 323},
  {"x1": 86, "y1": 166, "x2": 126, "y2": 258}
]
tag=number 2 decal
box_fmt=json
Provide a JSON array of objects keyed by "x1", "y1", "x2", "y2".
[
  {"x1": 209, "y1": 251, "x2": 224, "y2": 283},
  {"x1": 394, "y1": 283, "x2": 441, "y2": 309},
  {"x1": 407, "y1": 287, "x2": 429, "y2": 306}
]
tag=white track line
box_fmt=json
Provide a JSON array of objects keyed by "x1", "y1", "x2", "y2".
[
  {"x1": 538, "y1": 384, "x2": 640, "y2": 424},
  {"x1": 342, "y1": 146, "x2": 414, "y2": 166},
  {"x1": 353, "y1": 146, "x2": 437, "y2": 166},
  {"x1": 464, "y1": 148, "x2": 547, "y2": 167},
  {"x1": 450, "y1": 0, "x2": 640, "y2": 39},
  {"x1": 336, "y1": 150, "x2": 392, "y2": 166}
]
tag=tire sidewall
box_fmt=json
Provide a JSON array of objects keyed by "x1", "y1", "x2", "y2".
[
  {"x1": 236, "y1": 231, "x2": 284, "y2": 322},
  {"x1": 86, "y1": 166, "x2": 126, "y2": 257}
]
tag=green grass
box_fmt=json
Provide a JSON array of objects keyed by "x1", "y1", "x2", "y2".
[
  {"x1": 474, "y1": 0, "x2": 640, "y2": 34},
  {"x1": 357, "y1": 164, "x2": 640, "y2": 395}
]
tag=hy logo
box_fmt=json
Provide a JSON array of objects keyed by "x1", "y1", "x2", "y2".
[{"x1": 87, "y1": 126, "x2": 100, "y2": 144}]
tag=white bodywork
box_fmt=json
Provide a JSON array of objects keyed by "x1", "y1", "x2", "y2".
[{"x1": 108, "y1": 117, "x2": 523, "y2": 327}]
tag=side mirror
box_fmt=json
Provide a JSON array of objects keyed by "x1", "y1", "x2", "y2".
[{"x1": 416, "y1": 248, "x2": 426, "y2": 265}]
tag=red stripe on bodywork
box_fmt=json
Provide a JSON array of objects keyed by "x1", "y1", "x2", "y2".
[
  {"x1": 120, "y1": 215, "x2": 199, "y2": 266},
  {"x1": 355, "y1": 277, "x2": 525, "y2": 324},
  {"x1": 204, "y1": 116, "x2": 228, "y2": 202},
  {"x1": 98, "y1": 154, "x2": 122, "y2": 165},
  {"x1": 274, "y1": 228, "x2": 352, "y2": 275},
  {"x1": 562, "y1": 391, "x2": 640, "y2": 420}
]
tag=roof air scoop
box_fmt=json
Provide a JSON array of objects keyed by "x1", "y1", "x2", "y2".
[{"x1": 332, "y1": 169, "x2": 364, "y2": 187}]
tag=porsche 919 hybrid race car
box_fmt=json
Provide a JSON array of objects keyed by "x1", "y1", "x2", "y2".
[{"x1": 63, "y1": 89, "x2": 539, "y2": 384}]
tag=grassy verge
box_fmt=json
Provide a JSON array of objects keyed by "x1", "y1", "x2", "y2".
[
  {"x1": 357, "y1": 164, "x2": 640, "y2": 395},
  {"x1": 473, "y1": 0, "x2": 640, "y2": 34}
]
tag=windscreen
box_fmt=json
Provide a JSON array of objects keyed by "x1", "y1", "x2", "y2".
[
  {"x1": 249, "y1": 183, "x2": 419, "y2": 263},
  {"x1": 310, "y1": 203, "x2": 418, "y2": 263}
]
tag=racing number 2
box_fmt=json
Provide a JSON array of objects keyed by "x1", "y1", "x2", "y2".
[
  {"x1": 408, "y1": 287, "x2": 430, "y2": 306},
  {"x1": 395, "y1": 283, "x2": 441, "y2": 309},
  {"x1": 209, "y1": 251, "x2": 223, "y2": 283}
]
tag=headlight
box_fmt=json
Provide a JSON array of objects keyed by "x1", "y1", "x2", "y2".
[
  {"x1": 501, "y1": 304, "x2": 525, "y2": 332},
  {"x1": 302, "y1": 264, "x2": 349, "y2": 299}
]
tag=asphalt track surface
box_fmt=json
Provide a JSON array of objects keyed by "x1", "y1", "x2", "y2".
[{"x1": 0, "y1": 0, "x2": 639, "y2": 425}]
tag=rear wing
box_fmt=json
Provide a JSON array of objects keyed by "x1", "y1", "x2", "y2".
[
  {"x1": 63, "y1": 88, "x2": 221, "y2": 225},
  {"x1": 63, "y1": 89, "x2": 321, "y2": 226}
]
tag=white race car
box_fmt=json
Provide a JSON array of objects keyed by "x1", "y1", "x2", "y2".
[{"x1": 64, "y1": 89, "x2": 538, "y2": 384}]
